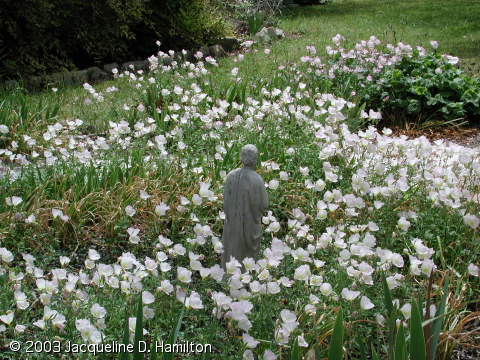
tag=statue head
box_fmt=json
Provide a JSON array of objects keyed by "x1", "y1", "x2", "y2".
[{"x1": 240, "y1": 144, "x2": 258, "y2": 167}]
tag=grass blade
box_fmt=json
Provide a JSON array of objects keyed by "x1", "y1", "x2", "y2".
[
  {"x1": 162, "y1": 306, "x2": 185, "y2": 360},
  {"x1": 133, "y1": 293, "x2": 144, "y2": 360},
  {"x1": 357, "y1": 334, "x2": 367, "y2": 360},
  {"x1": 410, "y1": 299, "x2": 427, "y2": 360},
  {"x1": 382, "y1": 272, "x2": 393, "y2": 315},
  {"x1": 291, "y1": 336, "x2": 300, "y2": 360},
  {"x1": 327, "y1": 307, "x2": 343, "y2": 360},
  {"x1": 119, "y1": 309, "x2": 131, "y2": 360},
  {"x1": 371, "y1": 344, "x2": 379, "y2": 360},
  {"x1": 394, "y1": 323, "x2": 406, "y2": 360},
  {"x1": 428, "y1": 273, "x2": 450, "y2": 360}
]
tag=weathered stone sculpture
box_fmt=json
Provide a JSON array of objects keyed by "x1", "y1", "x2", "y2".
[{"x1": 221, "y1": 145, "x2": 269, "y2": 270}]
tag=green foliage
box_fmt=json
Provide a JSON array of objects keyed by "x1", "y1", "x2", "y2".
[
  {"x1": 327, "y1": 307, "x2": 344, "y2": 360},
  {"x1": 363, "y1": 52, "x2": 480, "y2": 122},
  {"x1": 0, "y1": 0, "x2": 233, "y2": 80},
  {"x1": 245, "y1": 13, "x2": 266, "y2": 35}
]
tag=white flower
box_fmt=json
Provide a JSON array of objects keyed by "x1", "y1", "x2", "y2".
[
  {"x1": 341, "y1": 288, "x2": 360, "y2": 301},
  {"x1": 320, "y1": 282, "x2": 333, "y2": 296},
  {"x1": 360, "y1": 296, "x2": 375, "y2": 310},
  {"x1": 6, "y1": 196, "x2": 22, "y2": 206},
  {"x1": 90, "y1": 304, "x2": 106, "y2": 319},
  {"x1": 268, "y1": 179, "x2": 279, "y2": 190},
  {"x1": 0, "y1": 312, "x2": 14, "y2": 325},
  {"x1": 142, "y1": 291, "x2": 155, "y2": 305},
  {"x1": 400, "y1": 303, "x2": 412, "y2": 319},
  {"x1": 140, "y1": 190, "x2": 151, "y2": 200},
  {"x1": 125, "y1": 205, "x2": 136, "y2": 217},
  {"x1": 0, "y1": 125, "x2": 9, "y2": 134},
  {"x1": 463, "y1": 214, "x2": 479, "y2": 229},
  {"x1": 177, "y1": 267, "x2": 192, "y2": 283}
]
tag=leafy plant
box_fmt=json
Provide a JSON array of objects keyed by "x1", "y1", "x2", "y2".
[{"x1": 363, "y1": 52, "x2": 480, "y2": 123}]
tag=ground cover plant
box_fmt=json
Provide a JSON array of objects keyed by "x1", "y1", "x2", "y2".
[{"x1": 1, "y1": 1, "x2": 480, "y2": 359}]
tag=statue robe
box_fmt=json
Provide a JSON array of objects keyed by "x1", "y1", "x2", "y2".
[{"x1": 221, "y1": 167, "x2": 268, "y2": 270}]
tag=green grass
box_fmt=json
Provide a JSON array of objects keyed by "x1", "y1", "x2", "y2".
[{"x1": 275, "y1": 0, "x2": 480, "y2": 73}]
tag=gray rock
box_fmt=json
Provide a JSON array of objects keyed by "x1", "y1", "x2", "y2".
[
  {"x1": 209, "y1": 44, "x2": 227, "y2": 58},
  {"x1": 275, "y1": 28, "x2": 285, "y2": 39},
  {"x1": 162, "y1": 56, "x2": 174, "y2": 67},
  {"x1": 71, "y1": 70, "x2": 90, "y2": 83},
  {"x1": 121, "y1": 61, "x2": 135, "y2": 71},
  {"x1": 2, "y1": 80, "x2": 18, "y2": 90},
  {"x1": 267, "y1": 27, "x2": 278, "y2": 40},
  {"x1": 215, "y1": 38, "x2": 241, "y2": 52},
  {"x1": 199, "y1": 45, "x2": 211, "y2": 58},
  {"x1": 86, "y1": 67, "x2": 107, "y2": 81},
  {"x1": 134, "y1": 60, "x2": 149, "y2": 71},
  {"x1": 254, "y1": 27, "x2": 271, "y2": 43},
  {"x1": 254, "y1": 27, "x2": 285, "y2": 43},
  {"x1": 104, "y1": 63, "x2": 119, "y2": 74},
  {"x1": 221, "y1": 145, "x2": 269, "y2": 271},
  {"x1": 181, "y1": 50, "x2": 194, "y2": 62}
]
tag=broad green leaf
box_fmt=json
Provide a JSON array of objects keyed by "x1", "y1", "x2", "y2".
[
  {"x1": 410, "y1": 299, "x2": 427, "y2": 360},
  {"x1": 394, "y1": 323, "x2": 406, "y2": 360},
  {"x1": 291, "y1": 336, "x2": 300, "y2": 360},
  {"x1": 382, "y1": 272, "x2": 393, "y2": 316},
  {"x1": 327, "y1": 307, "x2": 343, "y2": 360}
]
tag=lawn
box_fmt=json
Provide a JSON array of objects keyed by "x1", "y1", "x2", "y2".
[{"x1": 0, "y1": 0, "x2": 479, "y2": 359}]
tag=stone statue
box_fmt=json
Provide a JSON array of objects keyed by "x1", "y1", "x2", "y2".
[{"x1": 221, "y1": 144, "x2": 269, "y2": 270}]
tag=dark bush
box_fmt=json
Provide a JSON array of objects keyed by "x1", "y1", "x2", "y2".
[{"x1": 0, "y1": 0, "x2": 233, "y2": 81}]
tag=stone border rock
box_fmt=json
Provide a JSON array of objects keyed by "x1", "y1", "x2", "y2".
[{"x1": 1, "y1": 37, "x2": 243, "y2": 90}]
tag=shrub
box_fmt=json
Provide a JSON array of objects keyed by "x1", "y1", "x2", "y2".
[
  {"x1": 0, "y1": 0, "x2": 233, "y2": 80},
  {"x1": 363, "y1": 52, "x2": 480, "y2": 122}
]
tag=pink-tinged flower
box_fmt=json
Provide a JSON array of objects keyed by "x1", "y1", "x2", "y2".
[
  {"x1": 467, "y1": 263, "x2": 479, "y2": 277},
  {"x1": 243, "y1": 349, "x2": 254, "y2": 360},
  {"x1": 186, "y1": 291, "x2": 204, "y2": 309},
  {"x1": 140, "y1": 190, "x2": 151, "y2": 200},
  {"x1": 263, "y1": 349, "x2": 277, "y2": 360},
  {"x1": 264, "y1": 49, "x2": 271, "y2": 54},
  {"x1": 430, "y1": 40, "x2": 439, "y2": 49},
  {"x1": 243, "y1": 333, "x2": 259, "y2": 349}
]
